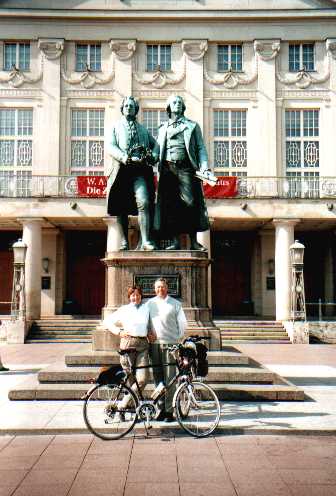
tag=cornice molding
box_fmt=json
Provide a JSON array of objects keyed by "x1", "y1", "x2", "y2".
[
  {"x1": 38, "y1": 38, "x2": 64, "y2": 60},
  {"x1": 109, "y1": 39, "x2": 136, "y2": 60}
]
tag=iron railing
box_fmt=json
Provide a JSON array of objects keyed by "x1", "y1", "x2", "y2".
[{"x1": 0, "y1": 174, "x2": 336, "y2": 199}]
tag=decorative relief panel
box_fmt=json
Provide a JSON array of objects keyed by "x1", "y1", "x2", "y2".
[
  {"x1": 65, "y1": 90, "x2": 115, "y2": 98},
  {"x1": 181, "y1": 40, "x2": 208, "y2": 60},
  {"x1": 38, "y1": 38, "x2": 64, "y2": 60},
  {"x1": 109, "y1": 40, "x2": 136, "y2": 60},
  {"x1": 133, "y1": 56, "x2": 186, "y2": 89},
  {"x1": 326, "y1": 39, "x2": 336, "y2": 60},
  {"x1": 204, "y1": 65, "x2": 257, "y2": 89},
  {"x1": 61, "y1": 59, "x2": 115, "y2": 89},
  {"x1": 0, "y1": 58, "x2": 43, "y2": 88},
  {"x1": 254, "y1": 40, "x2": 280, "y2": 61}
]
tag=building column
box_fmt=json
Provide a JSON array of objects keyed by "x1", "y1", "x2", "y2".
[
  {"x1": 37, "y1": 39, "x2": 64, "y2": 176},
  {"x1": 273, "y1": 219, "x2": 299, "y2": 321},
  {"x1": 20, "y1": 218, "x2": 43, "y2": 320},
  {"x1": 197, "y1": 218, "x2": 213, "y2": 309},
  {"x1": 41, "y1": 228, "x2": 59, "y2": 317},
  {"x1": 182, "y1": 40, "x2": 208, "y2": 129},
  {"x1": 254, "y1": 40, "x2": 280, "y2": 177},
  {"x1": 103, "y1": 217, "x2": 123, "y2": 252}
]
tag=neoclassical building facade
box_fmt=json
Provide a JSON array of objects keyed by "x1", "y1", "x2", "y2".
[{"x1": 0, "y1": 0, "x2": 336, "y2": 325}]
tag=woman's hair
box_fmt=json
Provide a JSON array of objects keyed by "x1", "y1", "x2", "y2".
[
  {"x1": 127, "y1": 285, "x2": 143, "y2": 298},
  {"x1": 120, "y1": 96, "x2": 139, "y2": 116}
]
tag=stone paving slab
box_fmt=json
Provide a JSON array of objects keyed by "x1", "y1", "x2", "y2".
[{"x1": 0, "y1": 434, "x2": 335, "y2": 496}]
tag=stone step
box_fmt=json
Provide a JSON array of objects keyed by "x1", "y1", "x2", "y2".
[
  {"x1": 65, "y1": 350, "x2": 249, "y2": 367},
  {"x1": 221, "y1": 335, "x2": 290, "y2": 341},
  {"x1": 29, "y1": 332, "x2": 93, "y2": 337},
  {"x1": 8, "y1": 377, "x2": 304, "y2": 401},
  {"x1": 37, "y1": 364, "x2": 275, "y2": 384},
  {"x1": 220, "y1": 331, "x2": 288, "y2": 335},
  {"x1": 26, "y1": 339, "x2": 92, "y2": 344}
]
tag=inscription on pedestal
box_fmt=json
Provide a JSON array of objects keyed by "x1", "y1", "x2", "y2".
[{"x1": 134, "y1": 274, "x2": 181, "y2": 298}]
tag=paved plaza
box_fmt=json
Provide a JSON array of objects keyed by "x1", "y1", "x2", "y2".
[{"x1": 0, "y1": 342, "x2": 336, "y2": 495}]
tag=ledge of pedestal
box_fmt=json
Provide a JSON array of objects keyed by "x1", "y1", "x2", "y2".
[
  {"x1": 103, "y1": 249, "x2": 211, "y2": 267},
  {"x1": 92, "y1": 325, "x2": 120, "y2": 351}
]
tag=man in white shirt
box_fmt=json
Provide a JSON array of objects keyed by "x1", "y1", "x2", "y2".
[{"x1": 147, "y1": 278, "x2": 187, "y2": 422}]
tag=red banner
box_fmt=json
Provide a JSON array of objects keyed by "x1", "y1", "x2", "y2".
[
  {"x1": 77, "y1": 176, "x2": 107, "y2": 197},
  {"x1": 76, "y1": 175, "x2": 237, "y2": 198},
  {"x1": 203, "y1": 176, "x2": 237, "y2": 198}
]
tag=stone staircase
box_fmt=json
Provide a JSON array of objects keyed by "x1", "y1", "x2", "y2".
[
  {"x1": 26, "y1": 317, "x2": 100, "y2": 343},
  {"x1": 9, "y1": 345, "x2": 304, "y2": 402},
  {"x1": 215, "y1": 320, "x2": 291, "y2": 345}
]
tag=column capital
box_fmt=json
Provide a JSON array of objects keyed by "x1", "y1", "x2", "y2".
[
  {"x1": 273, "y1": 218, "x2": 300, "y2": 227},
  {"x1": 18, "y1": 217, "x2": 44, "y2": 226},
  {"x1": 181, "y1": 40, "x2": 208, "y2": 60},
  {"x1": 38, "y1": 38, "x2": 64, "y2": 60},
  {"x1": 109, "y1": 39, "x2": 136, "y2": 60},
  {"x1": 254, "y1": 39, "x2": 280, "y2": 61},
  {"x1": 326, "y1": 38, "x2": 336, "y2": 59}
]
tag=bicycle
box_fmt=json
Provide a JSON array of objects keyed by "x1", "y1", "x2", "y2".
[{"x1": 83, "y1": 335, "x2": 220, "y2": 440}]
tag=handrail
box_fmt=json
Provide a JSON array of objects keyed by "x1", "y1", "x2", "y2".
[{"x1": 0, "y1": 174, "x2": 335, "y2": 199}]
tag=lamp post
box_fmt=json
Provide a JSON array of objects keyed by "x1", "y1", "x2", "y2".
[
  {"x1": 11, "y1": 239, "x2": 27, "y2": 320},
  {"x1": 289, "y1": 240, "x2": 306, "y2": 321}
]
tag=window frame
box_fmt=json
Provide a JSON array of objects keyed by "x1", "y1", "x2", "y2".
[
  {"x1": 75, "y1": 43, "x2": 102, "y2": 72},
  {"x1": 146, "y1": 44, "x2": 172, "y2": 72},
  {"x1": 217, "y1": 44, "x2": 243, "y2": 73},
  {"x1": 288, "y1": 43, "x2": 315, "y2": 72},
  {"x1": 3, "y1": 42, "x2": 30, "y2": 72}
]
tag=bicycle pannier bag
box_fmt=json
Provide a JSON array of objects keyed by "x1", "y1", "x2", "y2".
[
  {"x1": 196, "y1": 342, "x2": 208, "y2": 377},
  {"x1": 96, "y1": 364, "x2": 125, "y2": 385}
]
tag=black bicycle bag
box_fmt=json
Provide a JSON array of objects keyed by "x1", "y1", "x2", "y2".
[
  {"x1": 196, "y1": 342, "x2": 209, "y2": 377},
  {"x1": 96, "y1": 364, "x2": 125, "y2": 385}
]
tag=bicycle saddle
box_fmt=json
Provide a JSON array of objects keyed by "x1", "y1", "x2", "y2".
[{"x1": 118, "y1": 348, "x2": 137, "y2": 355}]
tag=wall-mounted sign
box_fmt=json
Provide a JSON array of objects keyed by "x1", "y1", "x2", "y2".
[
  {"x1": 134, "y1": 274, "x2": 181, "y2": 298},
  {"x1": 41, "y1": 276, "x2": 51, "y2": 290}
]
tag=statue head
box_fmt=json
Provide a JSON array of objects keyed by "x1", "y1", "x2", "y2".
[
  {"x1": 166, "y1": 95, "x2": 186, "y2": 118},
  {"x1": 120, "y1": 96, "x2": 139, "y2": 118}
]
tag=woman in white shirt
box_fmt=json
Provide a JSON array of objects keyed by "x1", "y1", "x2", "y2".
[{"x1": 103, "y1": 285, "x2": 154, "y2": 400}]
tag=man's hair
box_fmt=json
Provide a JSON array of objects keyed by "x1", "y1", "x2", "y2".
[
  {"x1": 166, "y1": 95, "x2": 186, "y2": 118},
  {"x1": 120, "y1": 96, "x2": 139, "y2": 116},
  {"x1": 154, "y1": 277, "x2": 168, "y2": 287},
  {"x1": 127, "y1": 285, "x2": 143, "y2": 298}
]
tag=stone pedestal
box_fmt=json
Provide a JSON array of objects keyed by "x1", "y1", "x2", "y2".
[{"x1": 93, "y1": 250, "x2": 220, "y2": 350}]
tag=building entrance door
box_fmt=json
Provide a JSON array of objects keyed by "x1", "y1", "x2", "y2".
[
  {"x1": 211, "y1": 232, "x2": 253, "y2": 317},
  {"x1": 65, "y1": 231, "x2": 106, "y2": 315}
]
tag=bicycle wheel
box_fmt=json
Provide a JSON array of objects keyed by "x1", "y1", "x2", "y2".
[
  {"x1": 175, "y1": 381, "x2": 220, "y2": 438},
  {"x1": 83, "y1": 383, "x2": 138, "y2": 440}
]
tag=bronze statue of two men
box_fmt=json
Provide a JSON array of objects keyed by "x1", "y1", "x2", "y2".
[{"x1": 107, "y1": 95, "x2": 210, "y2": 251}]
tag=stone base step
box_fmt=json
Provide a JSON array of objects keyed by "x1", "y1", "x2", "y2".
[
  {"x1": 222, "y1": 335, "x2": 290, "y2": 341},
  {"x1": 65, "y1": 350, "x2": 250, "y2": 367},
  {"x1": 8, "y1": 378, "x2": 304, "y2": 401},
  {"x1": 37, "y1": 364, "x2": 275, "y2": 384}
]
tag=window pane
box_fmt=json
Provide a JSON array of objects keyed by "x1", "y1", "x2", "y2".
[
  {"x1": 4, "y1": 43, "x2": 16, "y2": 71},
  {"x1": 71, "y1": 141, "x2": 87, "y2": 167},
  {"x1": 289, "y1": 44, "x2": 300, "y2": 72},
  {"x1": 0, "y1": 109, "x2": 15, "y2": 135},
  {"x1": 18, "y1": 43, "x2": 30, "y2": 71},
  {"x1": 302, "y1": 44, "x2": 314, "y2": 71},
  {"x1": 71, "y1": 110, "x2": 87, "y2": 136},
  {"x1": 218, "y1": 45, "x2": 229, "y2": 72},
  {"x1": 76, "y1": 44, "x2": 88, "y2": 71},
  {"x1": 304, "y1": 141, "x2": 319, "y2": 167},
  {"x1": 232, "y1": 141, "x2": 247, "y2": 167},
  {"x1": 285, "y1": 110, "x2": 301, "y2": 137},
  {"x1": 214, "y1": 110, "x2": 229, "y2": 137},
  {"x1": 214, "y1": 141, "x2": 229, "y2": 167},
  {"x1": 88, "y1": 109, "x2": 104, "y2": 136},
  {"x1": 286, "y1": 141, "x2": 301, "y2": 167},
  {"x1": 89, "y1": 44, "x2": 101, "y2": 71},
  {"x1": 303, "y1": 110, "x2": 318, "y2": 137},
  {"x1": 147, "y1": 45, "x2": 158, "y2": 71},
  {"x1": 231, "y1": 111, "x2": 246, "y2": 137},
  {"x1": 231, "y1": 45, "x2": 242, "y2": 71},
  {"x1": 160, "y1": 45, "x2": 171, "y2": 71},
  {"x1": 17, "y1": 140, "x2": 32, "y2": 166},
  {"x1": 143, "y1": 109, "x2": 167, "y2": 138},
  {"x1": 89, "y1": 141, "x2": 104, "y2": 167},
  {"x1": 0, "y1": 140, "x2": 14, "y2": 166},
  {"x1": 18, "y1": 109, "x2": 33, "y2": 136}
]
